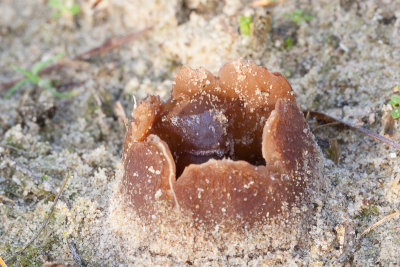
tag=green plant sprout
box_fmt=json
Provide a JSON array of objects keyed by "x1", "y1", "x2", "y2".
[
  {"x1": 48, "y1": 0, "x2": 80, "y2": 18},
  {"x1": 284, "y1": 37, "x2": 293, "y2": 49},
  {"x1": 389, "y1": 84, "x2": 400, "y2": 119},
  {"x1": 284, "y1": 9, "x2": 314, "y2": 24},
  {"x1": 239, "y1": 16, "x2": 252, "y2": 36},
  {"x1": 5, "y1": 53, "x2": 76, "y2": 99}
]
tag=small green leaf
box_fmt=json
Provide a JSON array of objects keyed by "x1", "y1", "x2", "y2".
[
  {"x1": 284, "y1": 9, "x2": 314, "y2": 24},
  {"x1": 284, "y1": 38, "x2": 293, "y2": 49},
  {"x1": 398, "y1": 83, "x2": 400, "y2": 93},
  {"x1": 4, "y1": 79, "x2": 29, "y2": 99},
  {"x1": 239, "y1": 16, "x2": 252, "y2": 36},
  {"x1": 32, "y1": 52, "x2": 64, "y2": 75},
  {"x1": 52, "y1": 11, "x2": 61, "y2": 18},
  {"x1": 48, "y1": 0, "x2": 62, "y2": 9},
  {"x1": 68, "y1": 4, "x2": 80, "y2": 15},
  {"x1": 390, "y1": 95, "x2": 400, "y2": 106},
  {"x1": 40, "y1": 175, "x2": 50, "y2": 181},
  {"x1": 11, "y1": 65, "x2": 39, "y2": 83},
  {"x1": 49, "y1": 0, "x2": 80, "y2": 17},
  {"x1": 392, "y1": 107, "x2": 400, "y2": 119}
]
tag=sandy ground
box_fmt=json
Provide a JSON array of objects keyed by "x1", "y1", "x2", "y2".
[{"x1": 0, "y1": 0, "x2": 400, "y2": 266}]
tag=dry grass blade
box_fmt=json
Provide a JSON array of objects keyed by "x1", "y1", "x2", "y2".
[
  {"x1": 313, "y1": 121, "x2": 341, "y2": 130},
  {"x1": 360, "y1": 210, "x2": 400, "y2": 238},
  {"x1": 329, "y1": 138, "x2": 340, "y2": 164},
  {"x1": 308, "y1": 110, "x2": 400, "y2": 150},
  {"x1": 0, "y1": 27, "x2": 151, "y2": 94},
  {"x1": 113, "y1": 101, "x2": 128, "y2": 128},
  {"x1": 336, "y1": 211, "x2": 400, "y2": 264},
  {"x1": 91, "y1": 0, "x2": 103, "y2": 9},
  {"x1": 74, "y1": 27, "x2": 152, "y2": 60},
  {"x1": 5, "y1": 173, "x2": 71, "y2": 265}
]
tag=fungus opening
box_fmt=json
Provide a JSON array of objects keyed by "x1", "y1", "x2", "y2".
[{"x1": 149, "y1": 60, "x2": 295, "y2": 177}]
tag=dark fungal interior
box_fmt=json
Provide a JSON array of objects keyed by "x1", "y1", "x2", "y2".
[{"x1": 149, "y1": 60, "x2": 295, "y2": 177}]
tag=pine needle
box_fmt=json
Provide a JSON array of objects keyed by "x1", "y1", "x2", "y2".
[
  {"x1": 5, "y1": 173, "x2": 71, "y2": 265},
  {"x1": 308, "y1": 110, "x2": 400, "y2": 150}
]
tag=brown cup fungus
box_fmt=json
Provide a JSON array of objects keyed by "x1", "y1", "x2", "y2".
[{"x1": 121, "y1": 60, "x2": 322, "y2": 228}]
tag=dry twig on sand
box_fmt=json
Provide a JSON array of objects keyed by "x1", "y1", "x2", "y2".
[
  {"x1": 336, "y1": 210, "x2": 400, "y2": 264},
  {"x1": 5, "y1": 173, "x2": 71, "y2": 265},
  {"x1": 0, "y1": 27, "x2": 151, "y2": 95},
  {"x1": 74, "y1": 28, "x2": 151, "y2": 60},
  {"x1": 113, "y1": 101, "x2": 128, "y2": 127},
  {"x1": 308, "y1": 110, "x2": 400, "y2": 150},
  {"x1": 91, "y1": 0, "x2": 103, "y2": 9},
  {"x1": 360, "y1": 210, "x2": 400, "y2": 238}
]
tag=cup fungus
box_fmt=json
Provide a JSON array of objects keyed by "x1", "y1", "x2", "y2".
[{"x1": 121, "y1": 59, "x2": 322, "y2": 228}]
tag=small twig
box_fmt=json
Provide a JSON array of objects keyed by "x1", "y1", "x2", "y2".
[
  {"x1": 113, "y1": 101, "x2": 128, "y2": 129},
  {"x1": 336, "y1": 210, "x2": 400, "y2": 263},
  {"x1": 90, "y1": 89, "x2": 110, "y2": 134},
  {"x1": 329, "y1": 138, "x2": 340, "y2": 164},
  {"x1": 74, "y1": 27, "x2": 152, "y2": 60},
  {"x1": 307, "y1": 110, "x2": 400, "y2": 150},
  {"x1": 5, "y1": 173, "x2": 71, "y2": 265},
  {"x1": 36, "y1": 58, "x2": 90, "y2": 79},
  {"x1": 1, "y1": 27, "x2": 151, "y2": 93},
  {"x1": 305, "y1": 110, "x2": 310, "y2": 121},
  {"x1": 360, "y1": 210, "x2": 400, "y2": 238},
  {"x1": 313, "y1": 121, "x2": 341, "y2": 130},
  {"x1": 91, "y1": 0, "x2": 103, "y2": 9},
  {"x1": 57, "y1": 58, "x2": 91, "y2": 70},
  {"x1": 68, "y1": 240, "x2": 83, "y2": 267}
]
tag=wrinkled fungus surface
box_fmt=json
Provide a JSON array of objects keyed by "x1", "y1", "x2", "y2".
[{"x1": 121, "y1": 59, "x2": 322, "y2": 227}]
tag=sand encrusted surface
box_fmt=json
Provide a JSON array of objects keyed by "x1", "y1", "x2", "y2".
[{"x1": 1, "y1": 0, "x2": 400, "y2": 266}]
